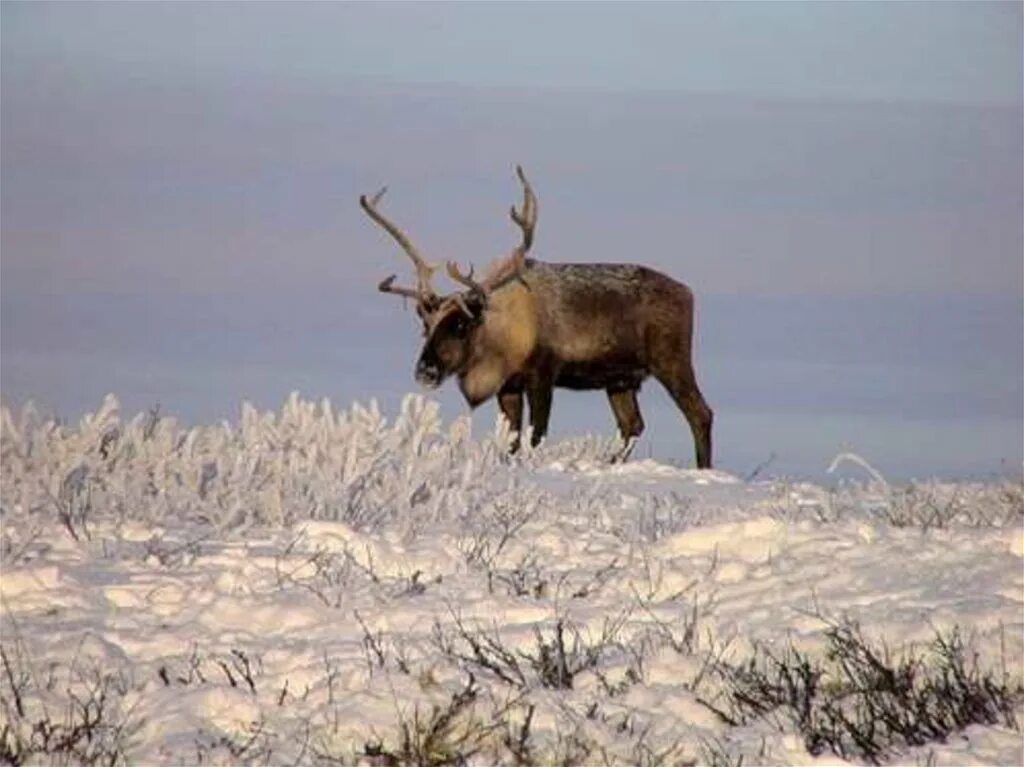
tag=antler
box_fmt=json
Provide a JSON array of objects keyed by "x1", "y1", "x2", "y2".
[
  {"x1": 446, "y1": 256, "x2": 527, "y2": 300},
  {"x1": 376, "y1": 275, "x2": 423, "y2": 301},
  {"x1": 445, "y1": 262, "x2": 483, "y2": 293},
  {"x1": 509, "y1": 164, "x2": 537, "y2": 259},
  {"x1": 443, "y1": 165, "x2": 537, "y2": 301},
  {"x1": 360, "y1": 187, "x2": 439, "y2": 302}
]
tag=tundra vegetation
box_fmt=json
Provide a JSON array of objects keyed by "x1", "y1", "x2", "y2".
[{"x1": 1, "y1": 394, "x2": 1022, "y2": 765}]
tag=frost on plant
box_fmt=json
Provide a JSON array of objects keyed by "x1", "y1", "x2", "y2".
[
  {"x1": 1, "y1": 393, "x2": 1021, "y2": 766},
  {"x1": 1, "y1": 393, "x2": 604, "y2": 534}
]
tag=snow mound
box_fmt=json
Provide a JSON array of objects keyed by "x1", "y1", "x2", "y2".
[{"x1": 2, "y1": 394, "x2": 1021, "y2": 765}]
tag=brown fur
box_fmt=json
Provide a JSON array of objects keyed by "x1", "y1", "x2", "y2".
[
  {"x1": 415, "y1": 259, "x2": 714, "y2": 468},
  {"x1": 458, "y1": 285, "x2": 538, "y2": 404}
]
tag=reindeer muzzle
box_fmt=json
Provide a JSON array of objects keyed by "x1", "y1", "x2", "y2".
[{"x1": 415, "y1": 361, "x2": 444, "y2": 388}]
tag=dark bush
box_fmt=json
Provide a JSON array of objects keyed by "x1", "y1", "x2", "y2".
[{"x1": 699, "y1": 621, "x2": 1022, "y2": 765}]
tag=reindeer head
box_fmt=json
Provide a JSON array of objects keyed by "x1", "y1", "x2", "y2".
[{"x1": 361, "y1": 166, "x2": 537, "y2": 390}]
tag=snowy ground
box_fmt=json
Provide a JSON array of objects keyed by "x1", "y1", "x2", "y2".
[{"x1": 1, "y1": 394, "x2": 1022, "y2": 766}]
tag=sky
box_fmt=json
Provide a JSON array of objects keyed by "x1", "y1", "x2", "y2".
[{"x1": 2, "y1": 2, "x2": 1022, "y2": 481}]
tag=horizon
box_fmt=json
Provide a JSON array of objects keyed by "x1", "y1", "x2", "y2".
[{"x1": 2, "y1": 2, "x2": 1021, "y2": 482}]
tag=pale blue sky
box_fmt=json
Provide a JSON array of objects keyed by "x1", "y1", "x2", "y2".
[
  {"x1": 4, "y1": 2, "x2": 1020, "y2": 104},
  {"x1": 2, "y1": 2, "x2": 1021, "y2": 480}
]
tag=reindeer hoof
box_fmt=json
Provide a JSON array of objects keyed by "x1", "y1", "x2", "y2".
[{"x1": 611, "y1": 437, "x2": 638, "y2": 464}]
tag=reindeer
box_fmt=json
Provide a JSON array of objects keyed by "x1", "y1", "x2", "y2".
[{"x1": 360, "y1": 167, "x2": 713, "y2": 467}]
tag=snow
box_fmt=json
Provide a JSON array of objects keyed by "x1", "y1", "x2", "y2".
[{"x1": 1, "y1": 393, "x2": 1022, "y2": 765}]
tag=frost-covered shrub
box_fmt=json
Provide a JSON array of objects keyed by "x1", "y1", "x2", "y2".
[
  {"x1": 0, "y1": 394, "x2": 619, "y2": 535},
  {"x1": 767, "y1": 452, "x2": 1024, "y2": 529},
  {"x1": 4, "y1": 395, "x2": 1017, "y2": 542},
  {"x1": 813, "y1": 478, "x2": 1024, "y2": 530}
]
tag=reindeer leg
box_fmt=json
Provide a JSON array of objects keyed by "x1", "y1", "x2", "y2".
[
  {"x1": 607, "y1": 388, "x2": 644, "y2": 463},
  {"x1": 656, "y1": 365, "x2": 713, "y2": 469},
  {"x1": 497, "y1": 382, "x2": 524, "y2": 453},
  {"x1": 525, "y1": 380, "x2": 554, "y2": 448}
]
